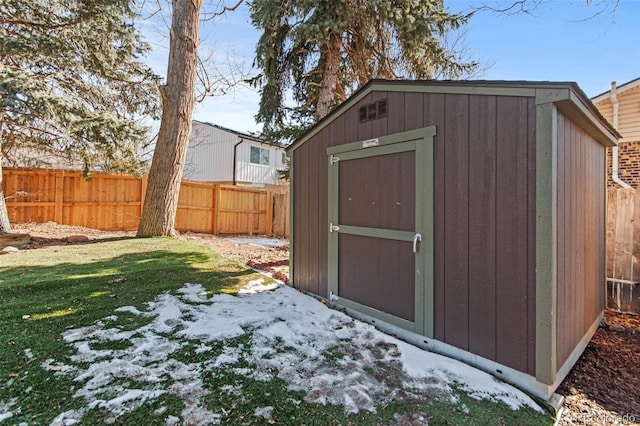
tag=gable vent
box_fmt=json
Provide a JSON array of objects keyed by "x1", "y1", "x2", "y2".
[{"x1": 358, "y1": 98, "x2": 388, "y2": 123}]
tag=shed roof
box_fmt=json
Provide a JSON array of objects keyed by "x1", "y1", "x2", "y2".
[{"x1": 288, "y1": 79, "x2": 619, "y2": 152}]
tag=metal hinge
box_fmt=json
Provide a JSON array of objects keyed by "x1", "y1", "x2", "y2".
[
  {"x1": 330, "y1": 155, "x2": 340, "y2": 165},
  {"x1": 329, "y1": 291, "x2": 339, "y2": 301},
  {"x1": 330, "y1": 223, "x2": 340, "y2": 233}
]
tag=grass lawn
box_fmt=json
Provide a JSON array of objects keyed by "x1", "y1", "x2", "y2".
[{"x1": 0, "y1": 237, "x2": 554, "y2": 425}]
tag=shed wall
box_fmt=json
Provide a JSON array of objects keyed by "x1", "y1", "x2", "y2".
[
  {"x1": 555, "y1": 111, "x2": 606, "y2": 367},
  {"x1": 292, "y1": 90, "x2": 537, "y2": 375}
]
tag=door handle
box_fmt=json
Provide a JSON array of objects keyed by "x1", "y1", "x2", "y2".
[{"x1": 413, "y1": 233, "x2": 422, "y2": 253}]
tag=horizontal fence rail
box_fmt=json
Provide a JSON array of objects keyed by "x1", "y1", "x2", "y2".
[{"x1": 2, "y1": 167, "x2": 289, "y2": 237}]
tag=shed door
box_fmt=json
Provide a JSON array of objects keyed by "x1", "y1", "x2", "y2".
[{"x1": 327, "y1": 127, "x2": 435, "y2": 335}]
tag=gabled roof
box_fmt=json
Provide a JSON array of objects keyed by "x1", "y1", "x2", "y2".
[
  {"x1": 591, "y1": 77, "x2": 640, "y2": 104},
  {"x1": 192, "y1": 120, "x2": 285, "y2": 148},
  {"x1": 288, "y1": 79, "x2": 619, "y2": 152}
]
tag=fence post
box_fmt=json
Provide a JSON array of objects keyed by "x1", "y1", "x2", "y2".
[
  {"x1": 139, "y1": 174, "x2": 148, "y2": 224},
  {"x1": 266, "y1": 190, "x2": 275, "y2": 236},
  {"x1": 212, "y1": 184, "x2": 220, "y2": 235},
  {"x1": 54, "y1": 170, "x2": 64, "y2": 224}
]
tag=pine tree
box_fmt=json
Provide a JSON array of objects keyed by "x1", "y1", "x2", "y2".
[
  {"x1": 0, "y1": 0, "x2": 160, "y2": 232},
  {"x1": 250, "y1": 0, "x2": 477, "y2": 143}
]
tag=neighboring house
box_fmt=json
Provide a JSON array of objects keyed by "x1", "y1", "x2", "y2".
[
  {"x1": 592, "y1": 77, "x2": 640, "y2": 188},
  {"x1": 1, "y1": 146, "x2": 85, "y2": 170},
  {"x1": 184, "y1": 120, "x2": 287, "y2": 188}
]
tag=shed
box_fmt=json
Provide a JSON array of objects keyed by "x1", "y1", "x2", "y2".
[{"x1": 287, "y1": 80, "x2": 619, "y2": 402}]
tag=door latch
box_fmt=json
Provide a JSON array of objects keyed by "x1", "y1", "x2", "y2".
[
  {"x1": 413, "y1": 233, "x2": 422, "y2": 253},
  {"x1": 330, "y1": 223, "x2": 340, "y2": 233}
]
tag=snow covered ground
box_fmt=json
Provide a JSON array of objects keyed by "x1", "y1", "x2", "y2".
[
  {"x1": 224, "y1": 236, "x2": 289, "y2": 249},
  {"x1": 20, "y1": 280, "x2": 540, "y2": 425}
]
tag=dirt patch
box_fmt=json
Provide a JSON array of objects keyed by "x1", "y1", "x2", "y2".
[
  {"x1": 557, "y1": 310, "x2": 640, "y2": 425},
  {"x1": 8, "y1": 222, "x2": 289, "y2": 282}
]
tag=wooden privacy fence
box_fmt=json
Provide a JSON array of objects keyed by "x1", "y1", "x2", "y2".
[
  {"x1": 606, "y1": 187, "x2": 640, "y2": 314},
  {"x1": 2, "y1": 167, "x2": 289, "y2": 237},
  {"x1": 607, "y1": 187, "x2": 640, "y2": 281}
]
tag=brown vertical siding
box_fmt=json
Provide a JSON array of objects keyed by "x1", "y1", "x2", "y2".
[
  {"x1": 526, "y1": 99, "x2": 537, "y2": 376},
  {"x1": 468, "y1": 95, "x2": 498, "y2": 361},
  {"x1": 293, "y1": 88, "x2": 538, "y2": 375},
  {"x1": 293, "y1": 141, "x2": 311, "y2": 293},
  {"x1": 556, "y1": 111, "x2": 606, "y2": 367},
  {"x1": 307, "y1": 128, "x2": 321, "y2": 297},
  {"x1": 339, "y1": 236, "x2": 415, "y2": 320},
  {"x1": 338, "y1": 152, "x2": 415, "y2": 231},
  {"x1": 387, "y1": 91, "x2": 405, "y2": 134},
  {"x1": 370, "y1": 91, "x2": 389, "y2": 137},
  {"x1": 494, "y1": 96, "x2": 533, "y2": 374},
  {"x1": 443, "y1": 94, "x2": 471, "y2": 351}
]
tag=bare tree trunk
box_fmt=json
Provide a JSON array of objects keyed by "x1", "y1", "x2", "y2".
[
  {"x1": 137, "y1": 0, "x2": 204, "y2": 237},
  {"x1": 315, "y1": 32, "x2": 342, "y2": 120},
  {"x1": 0, "y1": 159, "x2": 11, "y2": 233}
]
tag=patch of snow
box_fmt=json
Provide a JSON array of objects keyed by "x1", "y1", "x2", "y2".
[
  {"x1": 49, "y1": 409, "x2": 84, "y2": 426},
  {"x1": 115, "y1": 306, "x2": 143, "y2": 316},
  {"x1": 208, "y1": 346, "x2": 241, "y2": 368},
  {"x1": 23, "y1": 349, "x2": 34, "y2": 362},
  {"x1": 254, "y1": 406, "x2": 274, "y2": 420},
  {"x1": 194, "y1": 343, "x2": 212, "y2": 354},
  {"x1": 45, "y1": 282, "x2": 542, "y2": 424},
  {"x1": 224, "y1": 236, "x2": 288, "y2": 248},
  {"x1": 165, "y1": 415, "x2": 179, "y2": 426},
  {"x1": 177, "y1": 283, "x2": 212, "y2": 303},
  {"x1": 219, "y1": 384, "x2": 242, "y2": 396},
  {"x1": 237, "y1": 278, "x2": 279, "y2": 295},
  {"x1": 0, "y1": 398, "x2": 18, "y2": 423},
  {"x1": 41, "y1": 359, "x2": 77, "y2": 376}
]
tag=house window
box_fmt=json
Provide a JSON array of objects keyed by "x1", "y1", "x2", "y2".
[{"x1": 250, "y1": 146, "x2": 270, "y2": 166}]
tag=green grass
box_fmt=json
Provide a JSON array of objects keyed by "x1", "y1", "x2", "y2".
[{"x1": 0, "y1": 237, "x2": 554, "y2": 425}]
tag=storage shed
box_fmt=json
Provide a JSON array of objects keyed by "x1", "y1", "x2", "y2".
[{"x1": 286, "y1": 80, "x2": 619, "y2": 402}]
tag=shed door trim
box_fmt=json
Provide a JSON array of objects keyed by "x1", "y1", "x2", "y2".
[{"x1": 327, "y1": 126, "x2": 435, "y2": 337}]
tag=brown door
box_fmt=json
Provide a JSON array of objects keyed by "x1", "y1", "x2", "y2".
[{"x1": 327, "y1": 127, "x2": 435, "y2": 335}]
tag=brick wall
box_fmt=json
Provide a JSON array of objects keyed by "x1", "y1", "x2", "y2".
[{"x1": 607, "y1": 141, "x2": 640, "y2": 188}]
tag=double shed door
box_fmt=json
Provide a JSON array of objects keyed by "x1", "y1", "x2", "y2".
[{"x1": 327, "y1": 127, "x2": 435, "y2": 336}]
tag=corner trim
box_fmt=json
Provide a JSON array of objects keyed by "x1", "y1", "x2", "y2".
[
  {"x1": 535, "y1": 102, "x2": 558, "y2": 385},
  {"x1": 288, "y1": 155, "x2": 295, "y2": 286}
]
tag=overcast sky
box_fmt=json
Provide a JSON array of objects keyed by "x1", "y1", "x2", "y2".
[{"x1": 142, "y1": 0, "x2": 640, "y2": 134}]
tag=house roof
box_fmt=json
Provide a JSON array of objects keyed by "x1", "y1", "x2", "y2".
[
  {"x1": 288, "y1": 79, "x2": 619, "y2": 153},
  {"x1": 591, "y1": 77, "x2": 640, "y2": 103},
  {"x1": 192, "y1": 120, "x2": 284, "y2": 148}
]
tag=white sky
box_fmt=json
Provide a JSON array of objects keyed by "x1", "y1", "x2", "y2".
[
  {"x1": 14, "y1": 280, "x2": 544, "y2": 424},
  {"x1": 141, "y1": 0, "x2": 640, "y2": 134}
]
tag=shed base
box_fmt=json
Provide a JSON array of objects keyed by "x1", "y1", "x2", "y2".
[{"x1": 319, "y1": 295, "x2": 595, "y2": 414}]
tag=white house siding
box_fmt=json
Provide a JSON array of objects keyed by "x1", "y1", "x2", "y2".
[
  {"x1": 235, "y1": 141, "x2": 286, "y2": 186},
  {"x1": 184, "y1": 123, "x2": 235, "y2": 182},
  {"x1": 184, "y1": 121, "x2": 286, "y2": 186}
]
